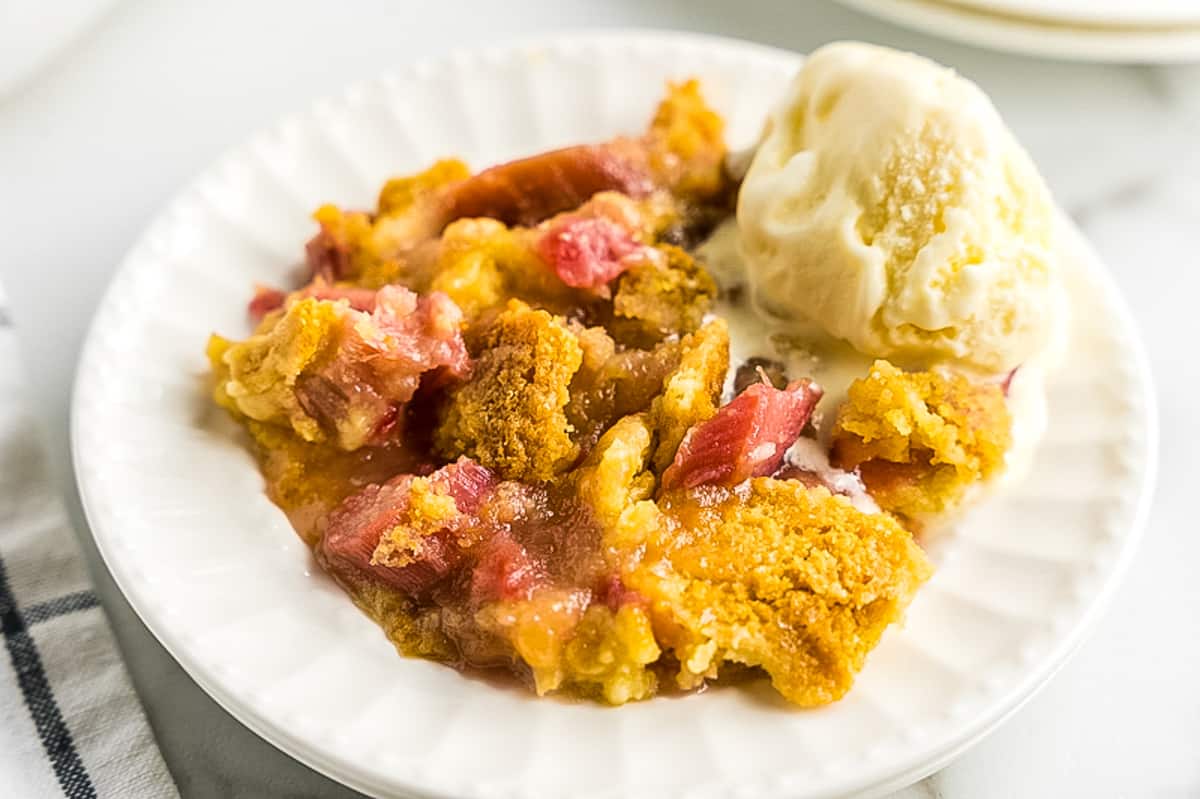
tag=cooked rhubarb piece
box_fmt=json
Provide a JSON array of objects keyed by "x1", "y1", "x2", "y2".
[
  {"x1": 357, "y1": 288, "x2": 469, "y2": 387},
  {"x1": 210, "y1": 285, "x2": 469, "y2": 450},
  {"x1": 830, "y1": 360, "x2": 1012, "y2": 526},
  {"x1": 536, "y1": 216, "x2": 642, "y2": 289},
  {"x1": 319, "y1": 458, "x2": 497, "y2": 595},
  {"x1": 461, "y1": 483, "x2": 597, "y2": 610},
  {"x1": 322, "y1": 478, "x2": 459, "y2": 594},
  {"x1": 468, "y1": 528, "x2": 544, "y2": 605},
  {"x1": 629, "y1": 478, "x2": 932, "y2": 706},
  {"x1": 247, "y1": 286, "x2": 288, "y2": 320},
  {"x1": 662, "y1": 378, "x2": 823, "y2": 491},
  {"x1": 438, "y1": 143, "x2": 653, "y2": 229}
]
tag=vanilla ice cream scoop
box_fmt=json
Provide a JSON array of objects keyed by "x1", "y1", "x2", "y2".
[{"x1": 738, "y1": 42, "x2": 1061, "y2": 374}]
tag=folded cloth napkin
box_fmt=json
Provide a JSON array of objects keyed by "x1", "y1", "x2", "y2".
[{"x1": 0, "y1": 292, "x2": 177, "y2": 798}]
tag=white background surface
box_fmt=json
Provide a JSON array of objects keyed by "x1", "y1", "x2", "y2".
[{"x1": 0, "y1": 1, "x2": 1196, "y2": 797}]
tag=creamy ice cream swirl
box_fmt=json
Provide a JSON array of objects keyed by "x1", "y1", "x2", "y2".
[{"x1": 738, "y1": 42, "x2": 1064, "y2": 375}]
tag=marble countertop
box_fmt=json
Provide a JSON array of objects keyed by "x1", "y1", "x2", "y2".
[{"x1": 1, "y1": 1, "x2": 1197, "y2": 796}]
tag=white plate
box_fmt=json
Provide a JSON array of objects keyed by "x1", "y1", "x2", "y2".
[
  {"x1": 946, "y1": 0, "x2": 1200, "y2": 27},
  {"x1": 71, "y1": 31, "x2": 1157, "y2": 799},
  {"x1": 839, "y1": 0, "x2": 1200, "y2": 62}
]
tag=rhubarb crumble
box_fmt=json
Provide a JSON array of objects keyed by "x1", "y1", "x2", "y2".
[{"x1": 207, "y1": 76, "x2": 1038, "y2": 707}]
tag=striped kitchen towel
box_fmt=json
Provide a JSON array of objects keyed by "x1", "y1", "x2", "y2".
[{"x1": 0, "y1": 295, "x2": 177, "y2": 798}]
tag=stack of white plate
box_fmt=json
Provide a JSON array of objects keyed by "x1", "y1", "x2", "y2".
[{"x1": 838, "y1": 0, "x2": 1200, "y2": 62}]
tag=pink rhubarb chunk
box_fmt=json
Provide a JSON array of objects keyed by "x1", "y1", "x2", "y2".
[
  {"x1": 354, "y1": 285, "x2": 471, "y2": 390},
  {"x1": 295, "y1": 285, "x2": 470, "y2": 448},
  {"x1": 320, "y1": 458, "x2": 497, "y2": 596},
  {"x1": 469, "y1": 530, "x2": 544, "y2": 605},
  {"x1": 248, "y1": 285, "x2": 288, "y2": 320},
  {"x1": 661, "y1": 379, "x2": 823, "y2": 491},
  {"x1": 536, "y1": 216, "x2": 641, "y2": 289}
]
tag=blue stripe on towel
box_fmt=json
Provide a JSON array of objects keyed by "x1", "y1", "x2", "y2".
[{"x1": 0, "y1": 556, "x2": 97, "y2": 799}]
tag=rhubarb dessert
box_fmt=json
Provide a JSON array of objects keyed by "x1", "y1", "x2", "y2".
[{"x1": 207, "y1": 43, "x2": 1066, "y2": 706}]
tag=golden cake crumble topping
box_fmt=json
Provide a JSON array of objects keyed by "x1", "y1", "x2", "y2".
[
  {"x1": 831, "y1": 360, "x2": 1012, "y2": 525},
  {"x1": 637, "y1": 480, "x2": 932, "y2": 706}
]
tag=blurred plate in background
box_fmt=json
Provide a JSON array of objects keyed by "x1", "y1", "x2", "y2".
[
  {"x1": 839, "y1": 0, "x2": 1200, "y2": 62},
  {"x1": 948, "y1": 0, "x2": 1200, "y2": 27}
]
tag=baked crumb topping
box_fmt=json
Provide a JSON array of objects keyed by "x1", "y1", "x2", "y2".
[
  {"x1": 831, "y1": 359, "x2": 1012, "y2": 524},
  {"x1": 435, "y1": 301, "x2": 583, "y2": 481},
  {"x1": 637, "y1": 479, "x2": 933, "y2": 706}
]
